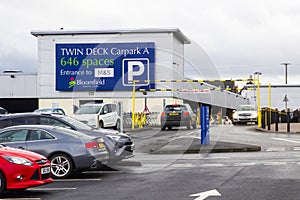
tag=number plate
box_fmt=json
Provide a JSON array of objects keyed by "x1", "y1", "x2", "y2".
[
  {"x1": 41, "y1": 166, "x2": 51, "y2": 174},
  {"x1": 169, "y1": 113, "x2": 179, "y2": 116},
  {"x1": 98, "y1": 143, "x2": 105, "y2": 149}
]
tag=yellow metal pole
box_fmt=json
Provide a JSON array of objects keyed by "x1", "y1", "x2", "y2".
[
  {"x1": 268, "y1": 82, "x2": 271, "y2": 126},
  {"x1": 131, "y1": 81, "x2": 136, "y2": 130},
  {"x1": 256, "y1": 78, "x2": 261, "y2": 128}
]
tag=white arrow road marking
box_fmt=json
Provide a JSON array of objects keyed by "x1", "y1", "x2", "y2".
[{"x1": 189, "y1": 189, "x2": 221, "y2": 200}]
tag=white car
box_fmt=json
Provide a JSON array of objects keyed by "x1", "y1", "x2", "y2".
[
  {"x1": 232, "y1": 105, "x2": 258, "y2": 124},
  {"x1": 73, "y1": 102, "x2": 120, "y2": 130}
]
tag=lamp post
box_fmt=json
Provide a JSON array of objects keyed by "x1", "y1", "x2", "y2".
[
  {"x1": 283, "y1": 94, "x2": 289, "y2": 111},
  {"x1": 253, "y1": 72, "x2": 262, "y2": 128},
  {"x1": 253, "y1": 72, "x2": 262, "y2": 102},
  {"x1": 281, "y1": 62, "x2": 291, "y2": 84}
]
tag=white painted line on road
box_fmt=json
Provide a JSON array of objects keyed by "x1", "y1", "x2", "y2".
[
  {"x1": 82, "y1": 171, "x2": 124, "y2": 174},
  {"x1": 272, "y1": 137, "x2": 300, "y2": 144},
  {"x1": 186, "y1": 132, "x2": 195, "y2": 136},
  {"x1": 27, "y1": 188, "x2": 77, "y2": 191},
  {"x1": 55, "y1": 178, "x2": 102, "y2": 182},
  {"x1": 142, "y1": 164, "x2": 170, "y2": 168},
  {"x1": 266, "y1": 147, "x2": 286, "y2": 152},
  {"x1": 201, "y1": 164, "x2": 225, "y2": 167},
  {"x1": 200, "y1": 156, "x2": 230, "y2": 160},
  {"x1": 170, "y1": 163, "x2": 195, "y2": 168},
  {"x1": 294, "y1": 147, "x2": 300, "y2": 151},
  {"x1": 233, "y1": 162, "x2": 256, "y2": 167},
  {"x1": 168, "y1": 135, "x2": 200, "y2": 142},
  {"x1": 0, "y1": 198, "x2": 41, "y2": 200},
  {"x1": 263, "y1": 162, "x2": 287, "y2": 166},
  {"x1": 190, "y1": 189, "x2": 221, "y2": 200}
]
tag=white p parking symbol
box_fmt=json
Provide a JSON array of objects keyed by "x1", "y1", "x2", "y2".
[
  {"x1": 122, "y1": 58, "x2": 150, "y2": 86},
  {"x1": 128, "y1": 61, "x2": 144, "y2": 82}
]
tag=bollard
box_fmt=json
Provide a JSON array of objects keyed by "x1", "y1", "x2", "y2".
[
  {"x1": 200, "y1": 106, "x2": 210, "y2": 145},
  {"x1": 267, "y1": 108, "x2": 271, "y2": 130},
  {"x1": 261, "y1": 109, "x2": 266, "y2": 129},
  {"x1": 275, "y1": 108, "x2": 279, "y2": 132},
  {"x1": 287, "y1": 108, "x2": 290, "y2": 132}
]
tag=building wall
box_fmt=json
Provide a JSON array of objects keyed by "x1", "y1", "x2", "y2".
[
  {"x1": 37, "y1": 32, "x2": 184, "y2": 98},
  {"x1": 0, "y1": 74, "x2": 37, "y2": 98}
]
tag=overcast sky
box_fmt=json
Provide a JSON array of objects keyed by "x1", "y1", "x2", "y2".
[{"x1": 1, "y1": 0, "x2": 300, "y2": 86}]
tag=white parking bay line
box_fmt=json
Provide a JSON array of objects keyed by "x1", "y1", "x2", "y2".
[
  {"x1": 27, "y1": 188, "x2": 77, "y2": 191},
  {"x1": 201, "y1": 164, "x2": 225, "y2": 167},
  {"x1": 83, "y1": 171, "x2": 124, "y2": 174},
  {"x1": 263, "y1": 162, "x2": 287, "y2": 166},
  {"x1": 233, "y1": 162, "x2": 256, "y2": 167},
  {"x1": 0, "y1": 198, "x2": 41, "y2": 200},
  {"x1": 294, "y1": 147, "x2": 300, "y2": 151},
  {"x1": 271, "y1": 137, "x2": 300, "y2": 144},
  {"x1": 55, "y1": 178, "x2": 102, "y2": 182}
]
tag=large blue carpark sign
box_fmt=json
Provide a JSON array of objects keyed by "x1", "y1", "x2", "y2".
[{"x1": 55, "y1": 42, "x2": 155, "y2": 91}]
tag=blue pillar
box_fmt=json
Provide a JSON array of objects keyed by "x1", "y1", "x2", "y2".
[{"x1": 200, "y1": 106, "x2": 210, "y2": 145}]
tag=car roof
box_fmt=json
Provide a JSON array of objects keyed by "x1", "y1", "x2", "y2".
[
  {"x1": 0, "y1": 113, "x2": 54, "y2": 119},
  {"x1": 1, "y1": 124, "x2": 57, "y2": 130}
]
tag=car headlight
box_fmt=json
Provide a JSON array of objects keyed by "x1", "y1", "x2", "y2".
[
  {"x1": 3, "y1": 156, "x2": 33, "y2": 166},
  {"x1": 252, "y1": 113, "x2": 258, "y2": 118},
  {"x1": 233, "y1": 113, "x2": 238, "y2": 118},
  {"x1": 106, "y1": 135, "x2": 121, "y2": 141}
]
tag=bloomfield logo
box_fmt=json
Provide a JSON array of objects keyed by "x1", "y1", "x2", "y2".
[{"x1": 68, "y1": 77, "x2": 76, "y2": 88}]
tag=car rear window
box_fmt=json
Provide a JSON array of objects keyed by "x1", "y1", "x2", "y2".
[
  {"x1": 165, "y1": 105, "x2": 187, "y2": 111},
  {"x1": 75, "y1": 105, "x2": 102, "y2": 114}
]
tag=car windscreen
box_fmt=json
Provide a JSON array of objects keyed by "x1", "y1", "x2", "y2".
[
  {"x1": 74, "y1": 105, "x2": 101, "y2": 114},
  {"x1": 59, "y1": 115, "x2": 93, "y2": 130},
  {"x1": 237, "y1": 105, "x2": 256, "y2": 111}
]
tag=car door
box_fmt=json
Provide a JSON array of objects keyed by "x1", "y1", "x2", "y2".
[
  {"x1": 100, "y1": 104, "x2": 114, "y2": 127},
  {"x1": 0, "y1": 129, "x2": 28, "y2": 150},
  {"x1": 26, "y1": 129, "x2": 56, "y2": 157}
]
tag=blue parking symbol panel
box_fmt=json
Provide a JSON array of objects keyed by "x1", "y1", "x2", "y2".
[{"x1": 122, "y1": 58, "x2": 150, "y2": 86}]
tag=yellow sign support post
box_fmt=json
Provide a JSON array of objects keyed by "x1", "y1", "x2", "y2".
[
  {"x1": 256, "y1": 78, "x2": 262, "y2": 128},
  {"x1": 131, "y1": 81, "x2": 136, "y2": 130}
]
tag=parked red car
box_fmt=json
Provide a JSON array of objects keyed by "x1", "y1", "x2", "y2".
[{"x1": 0, "y1": 144, "x2": 53, "y2": 195}]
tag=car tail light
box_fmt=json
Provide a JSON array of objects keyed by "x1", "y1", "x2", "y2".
[
  {"x1": 183, "y1": 111, "x2": 189, "y2": 117},
  {"x1": 85, "y1": 142, "x2": 99, "y2": 149},
  {"x1": 161, "y1": 112, "x2": 166, "y2": 117}
]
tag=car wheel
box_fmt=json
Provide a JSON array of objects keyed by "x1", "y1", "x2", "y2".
[
  {"x1": 99, "y1": 121, "x2": 104, "y2": 128},
  {"x1": 0, "y1": 171, "x2": 6, "y2": 195},
  {"x1": 114, "y1": 120, "x2": 120, "y2": 131},
  {"x1": 187, "y1": 121, "x2": 192, "y2": 130},
  {"x1": 192, "y1": 123, "x2": 197, "y2": 129},
  {"x1": 50, "y1": 154, "x2": 73, "y2": 179}
]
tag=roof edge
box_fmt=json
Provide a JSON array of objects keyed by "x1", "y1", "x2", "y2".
[{"x1": 31, "y1": 27, "x2": 191, "y2": 44}]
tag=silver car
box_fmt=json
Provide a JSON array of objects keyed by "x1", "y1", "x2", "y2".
[{"x1": 0, "y1": 125, "x2": 109, "y2": 178}]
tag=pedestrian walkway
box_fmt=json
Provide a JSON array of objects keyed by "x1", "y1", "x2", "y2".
[
  {"x1": 148, "y1": 137, "x2": 261, "y2": 154},
  {"x1": 258, "y1": 123, "x2": 300, "y2": 133}
]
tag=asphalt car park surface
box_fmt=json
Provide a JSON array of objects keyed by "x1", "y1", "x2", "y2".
[{"x1": 2, "y1": 126, "x2": 300, "y2": 200}]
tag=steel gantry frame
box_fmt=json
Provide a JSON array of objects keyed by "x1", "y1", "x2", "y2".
[{"x1": 131, "y1": 78, "x2": 262, "y2": 130}]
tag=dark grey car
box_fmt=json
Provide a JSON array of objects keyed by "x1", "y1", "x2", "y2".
[
  {"x1": 0, "y1": 113, "x2": 134, "y2": 164},
  {"x1": 0, "y1": 125, "x2": 109, "y2": 178}
]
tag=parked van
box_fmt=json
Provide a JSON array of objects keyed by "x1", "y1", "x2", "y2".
[{"x1": 73, "y1": 102, "x2": 120, "y2": 130}]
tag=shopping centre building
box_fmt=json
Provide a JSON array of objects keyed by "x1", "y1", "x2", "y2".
[{"x1": 0, "y1": 28, "x2": 248, "y2": 115}]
